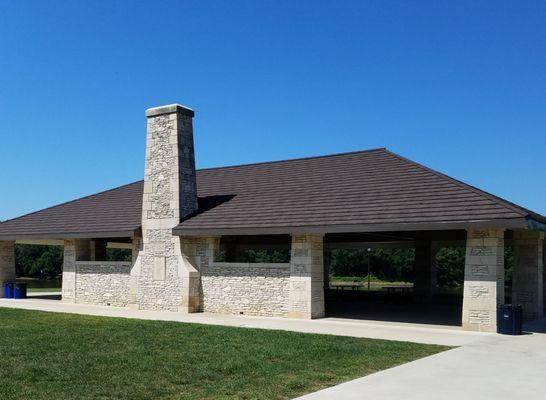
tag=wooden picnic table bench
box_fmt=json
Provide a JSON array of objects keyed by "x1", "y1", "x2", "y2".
[
  {"x1": 330, "y1": 284, "x2": 361, "y2": 291},
  {"x1": 382, "y1": 286, "x2": 412, "y2": 294}
]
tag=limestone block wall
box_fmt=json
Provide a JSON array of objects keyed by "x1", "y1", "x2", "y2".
[
  {"x1": 0, "y1": 241, "x2": 15, "y2": 298},
  {"x1": 200, "y1": 262, "x2": 290, "y2": 316},
  {"x1": 462, "y1": 229, "x2": 505, "y2": 332},
  {"x1": 75, "y1": 262, "x2": 131, "y2": 307},
  {"x1": 136, "y1": 231, "x2": 188, "y2": 311}
]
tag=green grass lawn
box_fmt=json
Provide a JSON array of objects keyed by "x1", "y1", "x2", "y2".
[
  {"x1": 330, "y1": 275, "x2": 412, "y2": 291},
  {"x1": 0, "y1": 308, "x2": 449, "y2": 400}
]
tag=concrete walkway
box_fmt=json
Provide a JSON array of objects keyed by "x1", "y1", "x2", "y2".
[
  {"x1": 297, "y1": 319, "x2": 546, "y2": 400},
  {"x1": 0, "y1": 295, "x2": 489, "y2": 346}
]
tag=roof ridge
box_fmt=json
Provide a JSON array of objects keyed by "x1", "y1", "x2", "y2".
[
  {"x1": 195, "y1": 148, "x2": 387, "y2": 172},
  {"x1": 383, "y1": 149, "x2": 532, "y2": 218},
  {"x1": 0, "y1": 180, "x2": 144, "y2": 225}
]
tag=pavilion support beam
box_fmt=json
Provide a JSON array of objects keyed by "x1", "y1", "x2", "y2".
[
  {"x1": 512, "y1": 230, "x2": 544, "y2": 321},
  {"x1": 288, "y1": 234, "x2": 325, "y2": 319},
  {"x1": 413, "y1": 240, "x2": 437, "y2": 298},
  {"x1": 61, "y1": 239, "x2": 91, "y2": 303},
  {"x1": 0, "y1": 241, "x2": 15, "y2": 298},
  {"x1": 462, "y1": 229, "x2": 505, "y2": 332}
]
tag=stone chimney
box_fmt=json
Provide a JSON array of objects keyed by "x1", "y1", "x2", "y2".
[
  {"x1": 143, "y1": 104, "x2": 198, "y2": 221},
  {"x1": 131, "y1": 104, "x2": 201, "y2": 312}
]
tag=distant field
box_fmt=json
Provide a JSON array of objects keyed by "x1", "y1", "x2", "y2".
[{"x1": 329, "y1": 275, "x2": 412, "y2": 291}]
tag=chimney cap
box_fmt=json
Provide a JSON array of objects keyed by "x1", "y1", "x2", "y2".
[{"x1": 146, "y1": 104, "x2": 195, "y2": 118}]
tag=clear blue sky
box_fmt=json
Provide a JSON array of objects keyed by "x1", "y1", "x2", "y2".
[{"x1": 1, "y1": 1, "x2": 545, "y2": 221}]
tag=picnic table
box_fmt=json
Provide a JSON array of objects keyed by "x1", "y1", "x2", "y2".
[
  {"x1": 382, "y1": 286, "x2": 412, "y2": 294},
  {"x1": 330, "y1": 284, "x2": 361, "y2": 291}
]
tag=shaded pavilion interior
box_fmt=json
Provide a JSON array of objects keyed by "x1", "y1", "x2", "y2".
[{"x1": 219, "y1": 230, "x2": 469, "y2": 327}]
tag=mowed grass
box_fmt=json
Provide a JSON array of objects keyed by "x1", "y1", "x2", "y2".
[{"x1": 0, "y1": 308, "x2": 449, "y2": 400}]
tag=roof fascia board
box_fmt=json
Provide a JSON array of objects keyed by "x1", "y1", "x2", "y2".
[
  {"x1": 0, "y1": 230, "x2": 139, "y2": 241},
  {"x1": 173, "y1": 218, "x2": 529, "y2": 236},
  {"x1": 527, "y1": 218, "x2": 546, "y2": 232}
]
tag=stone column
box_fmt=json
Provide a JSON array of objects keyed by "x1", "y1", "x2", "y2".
[
  {"x1": 288, "y1": 234, "x2": 325, "y2": 319},
  {"x1": 512, "y1": 230, "x2": 544, "y2": 321},
  {"x1": 0, "y1": 241, "x2": 15, "y2": 298},
  {"x1": 413, "y1": 240, "x2": 436, "y2": 298},
  {"x1": 134, "y1": 104, "x2": 200, "y2": 312},
  {"x1": 129, "y1": 236, "x2": 142, "y2": 308},
  {"x1": 179, "y1": 236, "x2": 220, "y2": 312},
  {"x1": 462, "y1": 229, "x2": 505, "y2": 332},
  {"x1": 61, "y1": 239, "x2": 91, "y2": 302}
]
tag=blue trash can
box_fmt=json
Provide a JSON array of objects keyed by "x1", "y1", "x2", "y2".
[
  {"x1": 2, "y1": 282, "x2": 15, "y2": 298},
  {"x1": 13, "y1": 283, "x2": 27, "y2": 299}
]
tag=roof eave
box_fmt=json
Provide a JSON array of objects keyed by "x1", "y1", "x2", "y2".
[
  {"x1": 172, "y1": 218, "x2": 530, "y2": 236},
  {"x1": 0, "y1": 228, "x2": 141, "y2": 241},
  {"x1": 526, "y1": 217, "x2": 546, "y2": 232}
]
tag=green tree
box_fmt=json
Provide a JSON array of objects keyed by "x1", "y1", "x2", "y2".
[
  {"x1": 329, "y1": 248, "x2": 414, "y2": 282},
  {"x1": 15, "y1": 244, "x2": 63, "y2": 279}
]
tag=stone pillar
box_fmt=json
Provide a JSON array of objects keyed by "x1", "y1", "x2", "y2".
[
  {"x1": 0, "y1": 241, "x2": 15, "y2": 298},
  {"x1": 462, "y1": 229, "x2": 505, "y2": 332},
  {"x1": 413, "y1": 240, "x2": 436, "y2": 298},
  {"x1": 179, "y1": 236, "x2": 220, "y2": 312},
  {"x1": 512, "y1": 230, "x2": 544, "y2": 321},
  {"x1": 134, "y1": 104, "x2": 201, "y2": 312},
  {"x1": 61, "y1": 239, "x2": 91, "y2": 302},
  {"x1": 129, "y1": 236, "x2": 142, "y2": 308},
  {"x1": 288, "y1": 234, "x2": 325, "y2": 319}
]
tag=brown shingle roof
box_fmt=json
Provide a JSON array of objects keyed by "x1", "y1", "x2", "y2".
[
  {"x1": 0, "y1": 181, "x2": 144, "y2": 239},
  {"x1": 0, "y1": 149, "x2": 543, "y2": 239}
]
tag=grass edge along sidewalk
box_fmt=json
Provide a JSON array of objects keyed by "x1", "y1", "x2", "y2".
[{"x1": 0, "y1": 308, "x2": 450, "y2": 400}]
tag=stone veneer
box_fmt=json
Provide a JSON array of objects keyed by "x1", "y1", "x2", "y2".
[
  {"x1": 513, "y1": 230, "x2": 544, "y2": 321},
  {"x1": 75, "y1": 261, "x2": 131, "y2": 307},
  {"x1": 461, "y1": 229, "x2": 505, "y2": 332},
  {"x1": 200, "y1": 262, "x2": 290, "y2": 316},
  {"x1": 132, "y1": 104, "x2": 200, "y2": 312},
  {"x1": 288, "y1": 234, "x2": 325, "y2": 319},
  {"x1": 0, "y1": 241, "x2": 15, "y2": 297},
  {"x1": 62, "y1": 239, "x2": 91, "y2": 302},
  {"x1": 178, "y1": 236, "x2": 292, "y2": 317}
]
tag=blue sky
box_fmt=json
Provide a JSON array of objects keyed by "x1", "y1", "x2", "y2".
[{"x1": 1, "y1": 1, "x2": 545, "y2": 220}]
